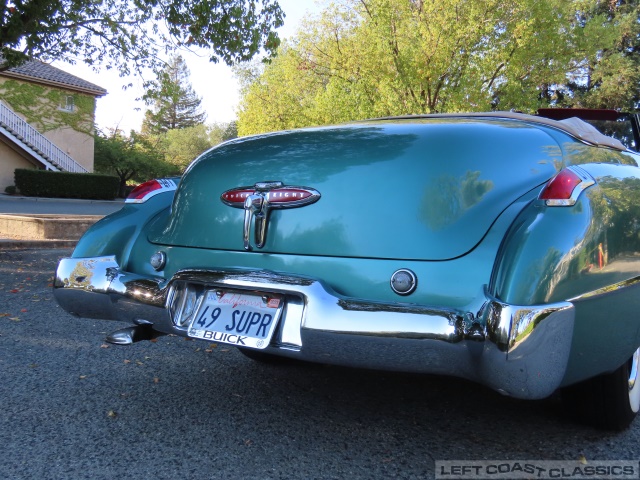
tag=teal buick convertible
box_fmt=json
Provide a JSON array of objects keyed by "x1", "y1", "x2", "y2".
[{"x1": 54, "y1": 110, "x2": 640, "y2": 429}]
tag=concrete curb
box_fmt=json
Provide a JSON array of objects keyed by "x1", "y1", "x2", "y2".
[{"x1": 0, "y1": 214, "x2": 103, "y2": 241}]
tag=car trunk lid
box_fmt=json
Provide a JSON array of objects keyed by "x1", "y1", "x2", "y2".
[{"x1": 151, "y1": 118, "x2": 560, "y2": 260}]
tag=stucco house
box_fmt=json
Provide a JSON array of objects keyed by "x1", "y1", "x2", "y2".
[{"x1": 0, "y1": 59, "x2": 107, "y2": 192}]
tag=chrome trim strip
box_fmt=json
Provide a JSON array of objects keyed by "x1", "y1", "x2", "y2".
[
  {"x1": 54, "y1": 256, "x2": 576, "y2": 399},
  {"x1": 629, "y1": 349, "x2": 639, "y2": 392},
  {"x1": 629, "y1": 348, "x2": 640, "y2": 414}
]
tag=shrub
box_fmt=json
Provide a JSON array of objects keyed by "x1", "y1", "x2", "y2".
[
  {"x1": 4, "y1": 185, "x2": 16, "y2": 195},
  {"x1": 14, "y1": 169, "x2": 119, "y2": 200}
]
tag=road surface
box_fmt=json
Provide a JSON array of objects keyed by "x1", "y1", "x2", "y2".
[
  {"x1": 1, "y1": 248, "x2": 639, "y2": 479},
  {"x1": 0, "y1": 194, "x2": 124, "y2": 215}
]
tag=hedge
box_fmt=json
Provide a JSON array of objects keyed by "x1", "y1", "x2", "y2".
[{"x1": 14, "y1": 169, "x2": 119, "y2": 200}]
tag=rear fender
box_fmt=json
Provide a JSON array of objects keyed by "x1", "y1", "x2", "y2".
[
  {"x1": 72, "y1": 191, "x2": 175, "y2": 269},
  {"x1": 492, "y1": 165, "x2": 640, "y2": 384},
  {"x1": 491, "y1": 189, "x2": 605, "y2": 306}
]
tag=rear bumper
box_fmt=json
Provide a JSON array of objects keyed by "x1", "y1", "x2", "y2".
[{"x1": 54, "y1": 255, "x2": 575, "y2": 399}]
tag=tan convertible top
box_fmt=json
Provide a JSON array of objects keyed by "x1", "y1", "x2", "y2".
[{"x1": 371, "y1": 111, "x2": 628, "y2": 151}]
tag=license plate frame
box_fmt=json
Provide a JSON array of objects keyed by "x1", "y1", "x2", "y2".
[{"x1": 188, "y1": 289, "x2": 284, "y2": 349}]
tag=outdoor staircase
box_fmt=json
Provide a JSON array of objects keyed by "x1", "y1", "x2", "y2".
[{"x1": 0, "y1": 102, "x2": 87, "y2": 173}]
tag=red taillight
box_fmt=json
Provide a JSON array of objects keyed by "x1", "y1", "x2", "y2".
[
  {"x1": 128, "y1": 180, "x2": 162, "y2": 200},
  {"x1": 126, "y1": 178, "x2": 177, "y2": 204},
  {"x1": 539, "y1": 168, "x2": 594, "y2": 206},
  {"x1": 539, "y1": 169, "x2": 581, "y2": 200}
]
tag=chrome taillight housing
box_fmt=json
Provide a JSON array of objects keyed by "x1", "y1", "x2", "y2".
[{"x1": 539, "y1": 167, "x2": 595, "y2": 206}]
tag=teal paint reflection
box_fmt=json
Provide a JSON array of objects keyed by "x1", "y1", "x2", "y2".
[{"x1": 420, "y1": 170, "x2": 494, "y2": 230}]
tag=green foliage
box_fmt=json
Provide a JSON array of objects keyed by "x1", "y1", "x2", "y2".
[
  {"x1": 236, "y1": 44, "x2": 324, "y2": 134},
  {"x1": 567, "y1": 0, "x2": 640, "y2": 110},
  {"x1": 237, "y1": 0, "x2": 542, "y2": 133},
  {"x1": 142, "y1": 55, "x2": 207, "y2": 133},
  {"x1": 209, "y1": 121, "x2": 238, "y2": 144},
  {"x1": 148, "y1": 121, "x2": 238, "y2": 171},
  {"x1": 159, "y1": 125, "x2": 213, "y2": 170},
  {"x1": 14, "y1": 169, "x2": 119, "y2": 199},
  {"x1": 0, "y1": 79, "x2": 95, "y2": 133},
  {"x1": 0, "y1": 0, "x2": 284, "y2": 81},
  {"x1": 94, "y1": 130, "x2": 177, "y2": 197},
  {"x1": 237, "y1": 0, "x2": 640, "y2": 135},
  {"x1": 497, "y1": 0, "x2": 640, "y2": 111},
  {"x1": 4, "y1": 185, "x2": 16, "y2": 194}
]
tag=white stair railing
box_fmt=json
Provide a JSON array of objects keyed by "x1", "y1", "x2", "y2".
[{"x1": 0, "y1": 102, "x2": 88, "y2": 173}]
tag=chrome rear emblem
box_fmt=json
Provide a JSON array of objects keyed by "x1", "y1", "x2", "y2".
[{"x1": 221, "y1": 182, "x2": 321, "y2": 250}]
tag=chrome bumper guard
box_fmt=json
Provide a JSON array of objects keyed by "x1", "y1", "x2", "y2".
[{"x1": 54, "y1": 256, "x2": 575, "y2": 399}]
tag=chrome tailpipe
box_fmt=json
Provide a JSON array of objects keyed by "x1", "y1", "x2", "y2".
[{"x1": 105, "y1": 325, "x2": 165, "y2": 345}]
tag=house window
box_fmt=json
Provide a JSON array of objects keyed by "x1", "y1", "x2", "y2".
[{"x1": 60, "y1": 95, "x2": 75, "y2": 112}]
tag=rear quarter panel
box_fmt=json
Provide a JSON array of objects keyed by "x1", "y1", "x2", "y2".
[
  {"x1": 72, "y1": 191, "x2": 175, "y2": 271},
  {"x1": 491, "y1": 148, "x2": 640, "y2": 385}
]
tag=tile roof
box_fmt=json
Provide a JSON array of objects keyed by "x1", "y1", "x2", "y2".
[{"x1": 0, "y1": 59, "x2": 107, "y2": 96}]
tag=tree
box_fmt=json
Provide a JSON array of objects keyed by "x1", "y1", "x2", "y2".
[
  {"x1": 142, "y1": 55, "x2": 206, "y2": 134},
  {"x1": 159, "y1": 124, "x2": 213, "y2": 170},
  {"x1": 0, "y1": 0, "x2": 284, "y2": 76},
  {"x1": 236, "y1": 42, "x2": 325, "y2": 134},
  {"x1": 561, "y1": 0, "x2": 640, "y2": 111},
  {"x1": 237, "y1": 0, "x2": 564, "y2": 134},
  {"x1": 237, "y1": 0, "x2": 639, "y2": 136},
  {"x1": 209, "y1": 121, "x2": 238, "y2": 144},
  {"x1": 144, "y1": 121, "x2": 237, "y2": 171},
  {"x1": 493, "y1": 0, "x2": 640, "y2": 111},
  {"x1": 94, "y1": 130, "x2": 177, "y2": 197}
]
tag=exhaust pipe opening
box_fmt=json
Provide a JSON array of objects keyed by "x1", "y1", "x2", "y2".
[{"x1": 105, "y1": 325, "x2": 165, "y2": 345}]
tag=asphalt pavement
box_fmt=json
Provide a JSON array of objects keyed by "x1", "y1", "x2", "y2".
[
  {"x1": 2, "y1": 199, "x2": 640, "y2": 478},
  {"x1": 1, "y1": 249, "x2": 640, "y2": 479},
  {"x1": 0, "y1": 193, "x2": 125, "y2": 216}
]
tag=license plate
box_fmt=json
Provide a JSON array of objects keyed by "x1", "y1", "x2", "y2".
[{"x1": 188, "y1": 290, "x2": 283, "y2": 349}]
